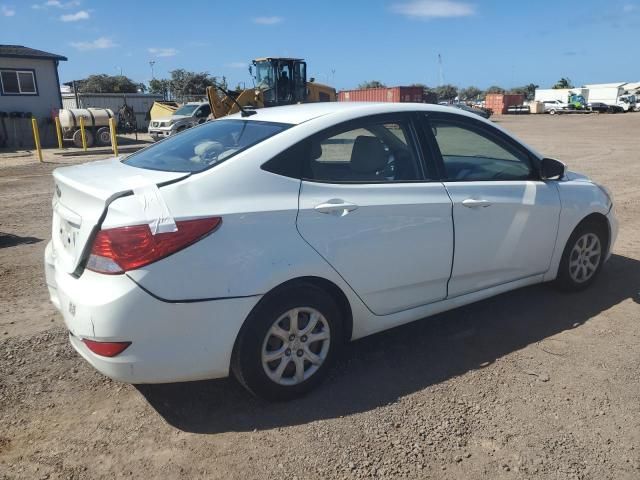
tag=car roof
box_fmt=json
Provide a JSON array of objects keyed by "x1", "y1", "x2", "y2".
[{"x1": 225, "y1": 102, "x2": 484, "y2": 125}]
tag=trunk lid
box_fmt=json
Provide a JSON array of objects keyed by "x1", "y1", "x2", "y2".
[{"x1": 51, "y1": 158, "x2": 189, "y2": 274}]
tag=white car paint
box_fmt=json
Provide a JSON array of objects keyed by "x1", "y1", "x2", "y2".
[{"x1": 45, "y1": 102, "x2": 617, "y2": 384}]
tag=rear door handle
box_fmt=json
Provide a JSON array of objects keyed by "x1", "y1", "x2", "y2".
[
  {"x1": 462, "y1": 198, "x2": 492, "y2": 208},
  {"x1": 315, "y1": 199, "x2": 359, "y2": 216}
]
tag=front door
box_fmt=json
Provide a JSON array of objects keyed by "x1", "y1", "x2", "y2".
[
  {"x1": 425, "y1": 114, "x2": 561, "y2": 297},
  {"x1": 296, "y1": 114, "x2": 454, "y2": 315}
]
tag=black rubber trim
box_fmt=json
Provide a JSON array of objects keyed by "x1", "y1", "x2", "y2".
[{"x1": 128, "y1": 275, "x2": 262, "y2": 304}]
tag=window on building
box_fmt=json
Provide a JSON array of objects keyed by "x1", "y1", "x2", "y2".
[{"x1": 0, "y1": 70, "x2": 37, "y2": 95}]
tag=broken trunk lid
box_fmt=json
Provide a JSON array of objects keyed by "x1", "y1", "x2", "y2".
[{"x1": 51, "y1": 158, "x2": 189, "y2": 274}]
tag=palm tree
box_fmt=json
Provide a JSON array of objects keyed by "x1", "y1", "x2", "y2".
[{"x1": 553, "y1": 77, "x2": 573, "y2": 89}]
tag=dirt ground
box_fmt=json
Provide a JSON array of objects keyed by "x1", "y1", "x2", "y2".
[{"x1": 0, "y1": 113, "x2": 639, "y2": 480}]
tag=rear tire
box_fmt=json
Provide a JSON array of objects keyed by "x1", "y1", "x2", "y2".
[
  {"x1": 72, "y1": 129, "x2": 93, "y2": 148},
  {"x1": 554, "y1": 221, "x2": 607, "y2": 291},
  {"x1": 231, "y1": 283, "x2": 343, "y2": 400},
  {"x1": 95, "y1": 127, "x2": 111, "y2": 146}
]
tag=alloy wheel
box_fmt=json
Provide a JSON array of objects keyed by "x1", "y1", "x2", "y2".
[
  {"x1": 568, "y1": 233, "x2": 601, "y2": 283},
  {"x1": 261, "y1": 307, "x2": 331, "y2": 386}
]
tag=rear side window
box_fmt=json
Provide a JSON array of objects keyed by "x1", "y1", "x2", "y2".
[
  {"x1": 306, "y1": 121, "x2": 423, "y2": 183},
  {"x1": 124, "y1": 119, "x2": 290, "y2": 173}
]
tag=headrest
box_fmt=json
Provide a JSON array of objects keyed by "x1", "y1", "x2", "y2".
[{"x1": 350, "y1": 136, "x2": 388, "y2": 173}]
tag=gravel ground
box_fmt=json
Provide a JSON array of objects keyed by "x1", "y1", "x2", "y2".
[{"x1": 1, "y1": 113, "x2": 639, "y2": 479}]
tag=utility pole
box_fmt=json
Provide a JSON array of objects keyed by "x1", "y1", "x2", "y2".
[
  {"x1": 438, "y1": 54, "x2": 444, "y2": 86},
  {"x1": 149, "y1": 60, "x2": 156, "y2": 80}
]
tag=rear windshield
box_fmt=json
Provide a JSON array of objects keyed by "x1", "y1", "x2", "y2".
[{"x1": 123, "y1": 119, "x2": 291, "y2": 173}]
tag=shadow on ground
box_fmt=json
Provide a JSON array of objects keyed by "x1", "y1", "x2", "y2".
[
  {"x1": 0, "y1": 232, "x2": 42, "y2": 249},
  {"x1": 138, "y1": 254, "x2": 640, "y2": 434}
]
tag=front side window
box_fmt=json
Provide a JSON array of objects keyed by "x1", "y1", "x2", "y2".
[
  {"x1": 123, "y1": 119, "x2": 290, "y2": 173},
  {"x1": 305, "y1": 120, "x2": 423, "y2": 183},
  {"x1": 0, "y1": 70, "x2": 37, "y2": 95},
  {"x1": 430, "y1": 120, "x2": 533, "y2": 181}
]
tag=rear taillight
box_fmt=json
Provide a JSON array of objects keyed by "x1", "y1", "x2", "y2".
[
  {"x1": 82, "y1": 339, "x2": 131, "y2": 357},
  {"x1": 87, "y1": 217, "x2": 221, "y2": 274}
]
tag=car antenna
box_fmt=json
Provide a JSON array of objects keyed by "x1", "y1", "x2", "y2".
[{"x1": 213, "y1": 83, "x2": 257, "y2": 117}]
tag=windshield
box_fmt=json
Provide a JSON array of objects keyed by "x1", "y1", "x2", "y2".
[
  {"x1": 173, "y1": 105, "x2": 200, "y2": 116},
  {"x1": 123, "y1": 120, "x2": 291, "y2": 173},
  {"x1": 254, "y1": 61, "x2": 277, "y2": 104}
]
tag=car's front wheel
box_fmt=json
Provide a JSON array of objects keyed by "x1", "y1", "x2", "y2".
[
  {"x1": 231, "y1": 283, "x2": 342, "y2": 400},
  {"x1": 555, "y1": 221, "x2": 607, "y2": 291}
]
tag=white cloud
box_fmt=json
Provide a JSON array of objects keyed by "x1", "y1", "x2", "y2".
[
  {"x1": 391, "y1": 0, "x2": 475, "y2": 18},
  {"x1": 1, "y1": 5, "x2": 16, "y2": 16},
  {"x1": 148, "y1": 47, "x2": 178, "y2": 57},
  {"x1": 60, "y1": 9, "x2": 88, "y2": 21},
  {"x1": 70, "y1": 37, "x2": 117, "y2": 51},
  {"x1": 252, "y1": 16, "x2": 283, "y2": 25},
  {"x1": 227, "y1": 62, "x2": 247, "y2": 68},
  {"x1": 32, "y1": 0, "x2": 80, "y2": 9}
]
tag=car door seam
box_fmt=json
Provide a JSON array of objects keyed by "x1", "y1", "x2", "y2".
[{"x1": 441, "y1": 182, "x2": 456, "y2": 299}]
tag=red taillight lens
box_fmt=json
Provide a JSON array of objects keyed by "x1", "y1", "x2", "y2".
[
  {"x1": 82, "y1": 339, "x2": 131, "y2": 357},
  {"x1": 87, "y1": 217, "x2": 221, "y2": 274}
]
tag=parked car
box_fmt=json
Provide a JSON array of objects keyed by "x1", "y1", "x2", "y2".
[
  {"x1": 147, "y1": 101, "x2": 211, "y2": 141},
  {"x1": 45, "y1": 102, "x2": 617, "y2": 400},
  {"x1": 587, "y1": 102, "x2": 623, "y2": 113},
  {"x1": 451, "y1": 103, "x2": 492, "y2": 118}
]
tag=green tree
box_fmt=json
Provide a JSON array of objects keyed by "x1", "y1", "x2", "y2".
[
  {"x1": 357, "y1": 80, "x2": 387, "y2": 89},
  {"x1": 434, "y1": 84, "x2": 458, "y2": 102},
  {"x1": 459, "y1": 86, "x2": 483, "y2": 101},
  {"x1": 168, "y1": 69, "x2": 219, "y2": 102},
  {"x1": 486, "y1": 85, "x2": 506, "y2": 95},
  {"x1": 149, "y1": 78, "x2": 171, "y2": 98},
  {"x1": 553, "y1": 77, "x2": 573, "y2": 89},
  {"x1": 73, "y1": 74, "x2": 140, "y2": 93}
]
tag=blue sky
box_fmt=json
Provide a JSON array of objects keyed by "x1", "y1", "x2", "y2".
[{"x1": 1, "y1": 0, "x2": 639, "y2": 90}]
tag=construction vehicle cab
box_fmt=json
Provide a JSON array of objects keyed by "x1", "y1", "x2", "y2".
[
  {"x1": 252, "y1": 57, "x2": 308, "y2": 106},
  {"x1": 207, "y1": 56, "x2": 335, "y2": 119}
]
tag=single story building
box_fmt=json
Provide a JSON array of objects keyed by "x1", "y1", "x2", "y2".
[{"x1": 0, "y1": 44, "x2": 67, "y2": 148}]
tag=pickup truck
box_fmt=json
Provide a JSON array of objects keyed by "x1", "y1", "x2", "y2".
[{"x1": 148, "y1": 102, "x2": 211, "y2": 141}]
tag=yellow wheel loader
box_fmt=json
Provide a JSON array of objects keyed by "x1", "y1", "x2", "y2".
[{"x1": 207, "y1": 57, "x2": 336, "y2": 118}]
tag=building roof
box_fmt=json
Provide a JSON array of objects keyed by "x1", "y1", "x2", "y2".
[
  {"x1": 583, "y1": 82, "x2": 626, "y2": 89},
  {"x1": 0, "y1": 44, "x2": 67, "y2": 61}
]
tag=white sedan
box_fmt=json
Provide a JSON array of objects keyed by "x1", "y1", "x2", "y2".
[{"x1": 45, "y1": 102, "x2": 617, "y2": 399}]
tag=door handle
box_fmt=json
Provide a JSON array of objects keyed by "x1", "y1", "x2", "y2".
[
  {"x1": 314, "y1": 199, "x2": 359, "y2": 216},
  {"x1": 462, "y1": 198, "x2": 492, "y2": 208}
]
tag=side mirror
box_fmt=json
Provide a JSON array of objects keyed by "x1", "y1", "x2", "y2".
[
  {"x1": 248, "y1": 65, "x2": 253, "y2": 76},
  {"x1": 309, "y1": 77, "x2": 315, "y2": 83},
  {"x1": 540, "y1": 157, "x2": 566, "y2": 180}
]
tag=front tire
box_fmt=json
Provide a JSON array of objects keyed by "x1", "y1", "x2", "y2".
[
  {"x1": 231, "y1": 284, "x2": 342, "y2": 400},
  {"x1": 555, "y1": 221, "x2": 606, "y2": 291}
]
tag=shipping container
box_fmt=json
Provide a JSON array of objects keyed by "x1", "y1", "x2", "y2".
[
  {"x1": 484, "y1": 93, "x2": 525, "y2": 114},
  {"x1": 61, "y1": 93, "x2": 164, "y2": 130},
  {"x1": 338, "y1": 86, "x2": 427, "y2": 103}
]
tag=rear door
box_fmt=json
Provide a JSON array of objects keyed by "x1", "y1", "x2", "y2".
[
  {"x1": 296, "y1": 113, "x2": 453, "y2": 316},
  {"x1": 422, "y1": 113, "x2": 561, "y2": 297}
]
